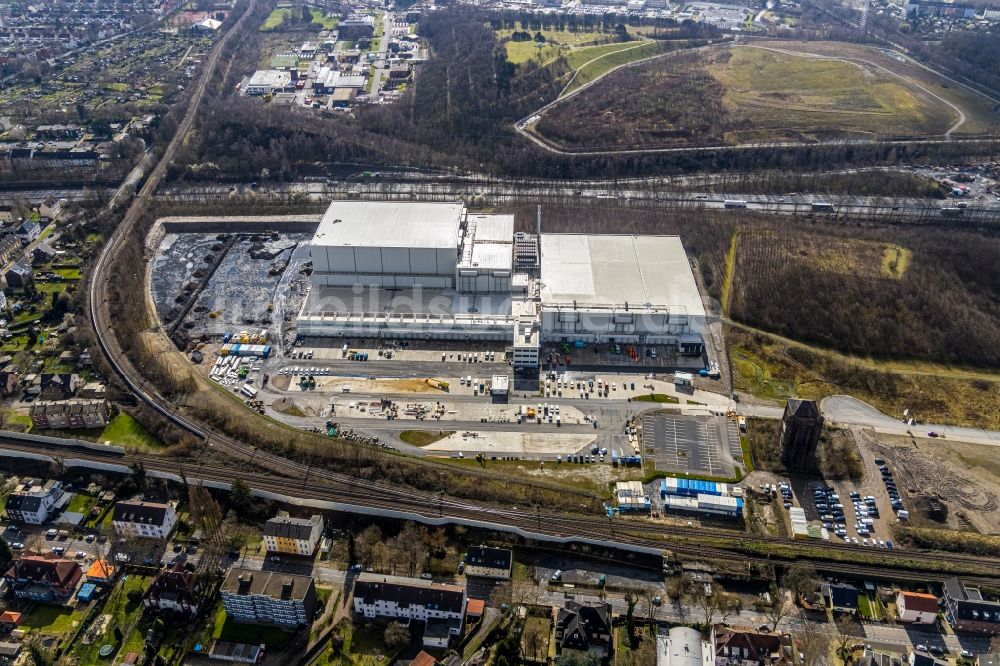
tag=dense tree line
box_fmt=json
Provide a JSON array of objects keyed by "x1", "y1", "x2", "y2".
[{"x1": 729, "y1": 226, "x2": 1000, "y2": 367}]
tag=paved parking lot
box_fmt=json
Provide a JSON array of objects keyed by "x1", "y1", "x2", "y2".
[{"x1": 641, "y1": 413, "x2": 737, "y2": 477}]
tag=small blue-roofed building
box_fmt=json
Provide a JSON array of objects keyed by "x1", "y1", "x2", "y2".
[{"x1": 77, "y1": 582, "x2": 97, "y2": 602}]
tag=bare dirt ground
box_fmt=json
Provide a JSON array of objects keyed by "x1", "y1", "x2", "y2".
[{"x1": 857, "y1": 429, "x2": 1000, "y2": 534}]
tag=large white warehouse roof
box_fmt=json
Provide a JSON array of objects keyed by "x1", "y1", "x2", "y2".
[
  {"x1": 313, "y1": 201, "x2": 464, "y2": 249},
  {"x1": 539, "y1": 234, "x2": 705, "y2": 316}
]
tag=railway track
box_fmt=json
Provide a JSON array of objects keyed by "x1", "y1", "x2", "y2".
[{"x1": 3, "y1": 432, "x2": 998, "y2": 585}]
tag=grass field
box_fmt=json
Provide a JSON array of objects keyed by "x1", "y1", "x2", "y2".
[
  {"x1": 498, "y1": 28, "x2": 616, "y2": 65},
  {"x1": 762, "y1": 40, "x2": 1000, "y2": 135},
  {"x1": 72, "y1": 575, "x2": 153, "y2": 664},
  {"x1": 261, "y1": 6, "x2": 337, "y2": 31},
  {"x1": 21, "y1": 605, "x2": 89, "y2": 636},
  {"x1": 99, "y1": 413, "x2": 165, "y2": 450},
  {"x1": 708, "y1": 46, "x2": 955, "y2": 143}
]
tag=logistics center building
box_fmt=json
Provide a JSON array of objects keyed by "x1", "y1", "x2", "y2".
[{"x1": 296, "y1": 201, "x2": 705, "y2": 365}]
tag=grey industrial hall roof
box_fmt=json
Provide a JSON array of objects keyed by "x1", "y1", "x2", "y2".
[
  {"x1": 468, "y1": 214, "x2": 514, "y2": 243},
  {"x1": 470, "y1": 243, "x2": 512, "y2": 271},
  {"x1": 539, "y1": 234, "x2": 705, "y2": 315},
  {"x1": 313, "y1": 201, "x2": 464, "y2": 250}
]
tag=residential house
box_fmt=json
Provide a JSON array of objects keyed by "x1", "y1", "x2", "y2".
[
  {"x1": 824, "y1": 583, "x2": 860, "y2": 614},
  {"x1": 353, "y1": 573, "x2": 466, "y2": 648},
  {"x1": 38, "y1": 373, "x2": 80, "y2": 400},
  {"x1": 3, "y1": 556, "x2": 82, "y2": 602},
  {"x1": 463, "y1": 546, "x2": 512, "y2": 579},
  {"x1": 713, "y1": 624, "x2": 793, "y2": 666},
  {"x1": 976, "y1": 655, "x2": 1000, "y2": 666},
  {"x1": 896, "y1": 592, "x2": 939, "y2": 624},
  {"x1": 556, "y1": 600, "x2": 613, "y2": 662},
  {"x1": 942, "y1": 577, "x2": 1000, "y2": 633},
  {"x1": 0, "y1": 205, "x2": 13, "y2": 224},
  {"x1": 112, "y1": 500, "x2": 178, "y2": 540},
  {"x1": 857, "y1": 647, "x2": 903, "y2": 666},
  {"x1": 220, "y1": 568, "x2": 316, "y2": 628},
  {"x1": 30, "y1": 399, "x2": 110, "y2": 429},
  {"x1": 5, "y1": 260, "x2": 32, "y2": 289},
  {"x1": 85, "y1": 560, "x2": 116, "y2": 585},
  {"x1": 466, "y1": 598, "x2": 485, "y2": 620},
  {"x1": 4, "y1": 478, "x2": 65, "y2": 523},
  {"x1": 39, "y1": 196, "x2": 64, "y2": 221},
  {"x1": 0, "y1": 370, "x2": 18, "y2": 398},
  {"x1": 143, "y1": 564, "x2": 204, "y2": 617},
  {"x1": 411, "y1": 651, "x2": 438, "y2": 666},
  {"x1": 193, "y1": 17, "x2": 222, "y2": 30},
  {"x1": 0, "y1": 611, "x2": 22, "y2": 630},
  {"x1": 77, "y1": 382, "x2": 107, "y2": 399},
  {"x1": 15, "y1": 219, "x2": 39, "y2": 242},
  {"x1": 262, "y1": 512, "x2": 324, "y2": 556},
  {"x1": 0, "y1": 236, "x2": 21, "y2": 264},
  {"x1": 32, "y1": 242, "x2": 56, "y2": 263}
]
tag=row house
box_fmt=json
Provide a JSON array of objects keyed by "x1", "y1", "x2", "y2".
[
  {"x1": 353, "y1": 573, "x2": 466, "y2": 648},
  {"x1": 29, "y1": 399, "x2": 110, "y2": 429}
]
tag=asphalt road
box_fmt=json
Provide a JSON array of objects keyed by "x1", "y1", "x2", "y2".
[{"x1": 821, "y1": 395, "x2": 1000, "y2": 446}]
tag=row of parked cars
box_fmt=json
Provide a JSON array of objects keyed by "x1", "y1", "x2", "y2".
[
  {"x1": 279, "y1": 366, "x2": 335, "y2": 376},
  {"x1": 877, "y1": 458, "x2": 908, "y2": 519}
]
